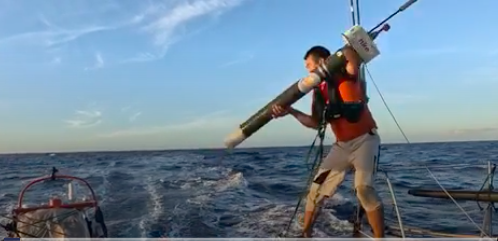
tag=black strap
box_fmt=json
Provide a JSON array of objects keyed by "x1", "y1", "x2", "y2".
[
  {"x1": 325, "y1": 77, "x2": 344, "y2": 109},
  {"x1": 313, "y1": 76, "x2": 344, "y2": 121},
  {"x1": 312, "y1": 87, "x2": 327, "y2": 121}
]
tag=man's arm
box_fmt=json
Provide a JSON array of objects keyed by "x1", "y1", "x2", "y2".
[
  {"x1": 288, "y1": 107, "x2": 319, "y2": 130},
  {"x1": 343, "y1": 46, "x2": 361, "y2": 77}
]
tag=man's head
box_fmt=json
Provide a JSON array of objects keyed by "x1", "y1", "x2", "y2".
[{"x1": 303, "y1": 45, "x2": 331, "y2": 73}]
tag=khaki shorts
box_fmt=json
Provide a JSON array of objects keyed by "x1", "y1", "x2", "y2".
[{"x1": 311, "y1": 129, "x2": 381, "y2": 197}]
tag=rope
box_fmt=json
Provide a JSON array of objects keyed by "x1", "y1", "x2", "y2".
[
  {"x1": 363, "y1": 65, "x2": 490, "y2": 237},
  {"x1": 279, "y1": 110, "x2": 328, "y2": 238}
]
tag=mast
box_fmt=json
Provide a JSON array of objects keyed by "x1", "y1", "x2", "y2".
[
  {"x1": 349, "y1": 0, "x2": 357, "y2": 25},
  {"x1": 349, "y1": 0, "x2": 369, "y2": 102}
]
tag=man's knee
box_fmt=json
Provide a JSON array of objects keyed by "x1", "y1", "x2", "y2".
[
  {"x1": 305, "y1": 184, "x2": 327, "y2": 211},
  {"x1": 356, "y1": 185, "x2": 382, "y2": 211}
]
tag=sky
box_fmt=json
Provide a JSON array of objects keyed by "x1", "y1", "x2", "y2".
[{"x1": 0, "y1": 0, "x2": 498, "y2": 153}]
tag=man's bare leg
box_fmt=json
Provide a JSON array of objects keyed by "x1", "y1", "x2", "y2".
[
  {"x1": 302, "y1": 210, "x2": 314, "y2": 237},
  {"x1": 302, "y1": 200, "x2": 324, "y2": 237},
  {"x1": 365, "y1": 204, "x2": 385, "y2": 238},
  {"x1": 303, "y1": 164, "x2": 346, "y2": 237}
]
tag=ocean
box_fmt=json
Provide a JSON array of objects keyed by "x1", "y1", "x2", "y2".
[{"x1": 1, "y1": 140, "x2": 498, "y2": 238}]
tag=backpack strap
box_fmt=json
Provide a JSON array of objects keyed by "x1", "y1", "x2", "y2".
[{"x1": 312, "y1": 87, "x2": 327, "y2": 123}]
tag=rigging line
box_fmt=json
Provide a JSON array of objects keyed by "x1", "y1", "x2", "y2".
[
  {"x1": 280, "y1": 108, "x2": 329, "y2": 237},
  {"x1": 363, "y1": 65, "x2": 489, "y2": 237},
  {"x1": 426, "y1": 170, "x2": 488, "y2": 236},
  {"x1": 363, "y1": 66, "x2": 410, "y2": 144},
  {"x1": 280, "y1": 124, "x2": 326, "y2": 237}
]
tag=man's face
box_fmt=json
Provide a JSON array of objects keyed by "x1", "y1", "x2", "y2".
[{"x1": 304, "y1": 56, "x2": 324, "y2": 74}]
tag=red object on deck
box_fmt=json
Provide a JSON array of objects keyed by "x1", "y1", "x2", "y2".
[{"x1": 49, "y1": 198, "x2": 62, "y2": 207}]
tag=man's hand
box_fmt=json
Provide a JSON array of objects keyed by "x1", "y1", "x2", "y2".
[{"x1": 271, "y1": 105, "x2": 290, "y2": 118}]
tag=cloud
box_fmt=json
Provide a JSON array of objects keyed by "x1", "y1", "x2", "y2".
[
  {"x1": 122, "y1": 0, "x2": 246, "y2": 62},
  {"x1": 85, "y1": 52, "x2": 104, "y2": 70},
  {"x1": 458, "y1": 65, "x2": 498, "y2": 85},
  {"x1": 0, "y1": 18, "x2": 117, "y2": 49},
  {"x1": 376, "y1": 92, "x2": 429, "y2": 105},
  {"x1": 98, "y1": 110, "x2": 232, "y2": 138},
  {"x1": 0, "y1": 1, "x2": 247, "y2": 66},
  {"x1": 219, "y1": 51, "x2": 254, "y2": 68},
  {"x1": 119, "y1": 104, "x2": 142, "y2": 122},
  {"x1": 120, "y1": 52, "x2": 161, "y2": 64},
  {"x1": 64, "y1": 109, "x2": 103, "y2": 128},
  {"x1": 145, "y1": 0, "x2": 243, "y2": 48},
  {"x1": 49, "y1": 57, "x2": 62, "y2": 65},
  {"x1": 0, "y1": 9, "x2": 139, "y2": 68},
  {"x1": 95, "y1": 52, "x2": 104, "y2": 68},
  {"x1": 129, "y1": 111, "x2": 142, "y2": 122},
  {"x1": 121, "y1": 105, "x2": 133, "y2": 112},
  {"x1": 449, "y1": 127, "x2": 498, "y2": 136}
]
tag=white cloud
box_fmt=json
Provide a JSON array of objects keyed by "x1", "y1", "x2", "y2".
[
  {"x1": 129, "y1": 111, "x2": 142, "y2": 122},
  {"x1": 0, "y1": 22, "x2": 115, "y2": 49},
  {"x1": 0, "y1": 0, "x2": 247, "y2": 65},
  {"x1": 85, "y1": 52, "x2": 104, "y2": 70},
  {"x1": 145, "y1": 0, "x2": 243, "y2": 48},
  {"x1": 449, "y1": 127, "x2": 498, "y2": 136},
  {"x1": 120, "y1": 52, "x2": 160, "y2": 64},
  {"x1": 439, "y1": 127, "x2": 498, "y2": 142},
  {"x1": 119, "y1": 104, "x2": 142, "y2": 122},
  {"x1": 64, "y1": 110, "x2": 103, "y2": 128},
  {"x1": 121, "y1": 105, "x2": 132, "y2": 112},
  {"x1": 98, "y1": 110, "x2": 232, "y2": 138},
  {"x1": 123, "y1": 0, "x2": 246, "y2": 62},
  {"x1": 458, "y1": 66, "x2": 498, "y2": 85},
  {"x1": 95, "y1": 52, "x2": 104, "y2": 68},
  {"x1": 219, "y1": 51, "x2": 254, "y2": 68}
]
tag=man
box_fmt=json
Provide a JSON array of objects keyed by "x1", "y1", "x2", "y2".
[{"x1": 272, "y1": 45, "x2": 384, "y2": 238}]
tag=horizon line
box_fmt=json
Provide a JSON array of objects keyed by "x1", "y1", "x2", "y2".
[{"x1": 0, "y1": 139, "x2": 497, "y2": 156}]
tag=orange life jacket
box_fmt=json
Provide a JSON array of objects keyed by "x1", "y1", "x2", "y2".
[{"x1": 312, "y1": 70, "x2": 377, "y2": 142}]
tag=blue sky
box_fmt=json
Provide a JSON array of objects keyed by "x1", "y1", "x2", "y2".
[{"x1": 0, "y1": 0, "x2": 497, "y2": 153}]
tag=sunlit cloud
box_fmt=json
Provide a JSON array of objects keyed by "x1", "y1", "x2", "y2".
[
  {"x1": 219, "y1": 51, "x2": 255, "y2": 68},
  {"x1": 98, "y1": 110, "x2": 232, "y2": 138},
  {"x1": 64, "y1": 109, "x2": 103, "y2": 128}
]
